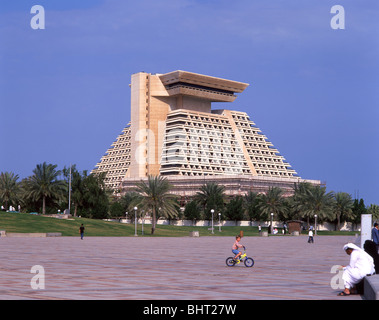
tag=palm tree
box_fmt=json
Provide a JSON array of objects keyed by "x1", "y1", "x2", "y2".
[
  {"x1": 62, "y1": 167, "x2": 111, "y2": 218},
  {"x1": 70, "y1": 170, "x2": 86, "y2": 217},
  {"x1": 291, "y1": 182, "x2": 313, "y2": 221},
  {"x1": 351, "y1": 198, "x2": 367, "y2": 231},
  {"x1": 134, "y1": 175, "x2": 178, "y2": 234},
  {"x1": 333, "y1": 192, "x2": 353, "y2": 230},
  {"x1": 0, "y1": 172, "x2": 20, "y2": 210},
  {"x1": 293, "y1": 183, "x2": 334, "y2": 227},
  {"x1": 307, "y1": 186, "x2": 335, "y2": 225},
  {"x1": 367, "y1": 204, "x2": 379, "y2": 221},
  {"x1": 257, "y1": 187, "x2": 287, "y2": 230},
  {"x1": 225, "y1": 196, "x2": 245, "y2": 225},
  {"x1": 243, "y1": 191, "x2": 265, "y2": 221},
  {"x1": 194, "y1": 182, "x2": 225, "y2": 220},
  {"x1": 23, "y1": 162, "x2": 67, "y2": 214},
  {"x1": 81, "y1": 172, "x2": 110, "y2": 219},
  {"x1": 62, "y1": 165, "x2": 84, "y2": 217},
  {"x1": 183, "y1": 200, "x2": 201, "y2": 226},
  {"x1": 119, "y1": 191, "x2": 141, "y2": 215}
]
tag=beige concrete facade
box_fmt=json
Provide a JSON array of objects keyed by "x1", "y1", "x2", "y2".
[
  {"x1": 93, "y1": 125, "x2": 131, "y2": 189},
  {"x1": 92, "y1": 70, "x2": 320, "y2": 194},
  {"x1": 128, "y1": 72, "x2": 171, "y2": 178},
  {"x1": 122, "y1": 175, "x2": 320, "y2": 205}
]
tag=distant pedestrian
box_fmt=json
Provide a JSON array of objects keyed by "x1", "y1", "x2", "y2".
[
  {"x1": 371, "y1": 223, "x2": 379, "y2": 252},
  {"x1": 308, "y1": 229, "x2": 314, "y2": 243},
  {"x1": 258, "y1": 225, "x2": 261, "y2": 233},
  {"x1": 79, "y1": 224, "x2": 85, "y2": 240}
]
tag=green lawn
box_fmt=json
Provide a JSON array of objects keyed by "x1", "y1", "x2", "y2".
[{"x1": 0, "y1": 212, "x2": 359, "y2": 237}]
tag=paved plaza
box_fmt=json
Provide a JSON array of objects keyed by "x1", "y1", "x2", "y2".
[{"x1": 0, "y1": 234, "x2": 363, "y2": 300}]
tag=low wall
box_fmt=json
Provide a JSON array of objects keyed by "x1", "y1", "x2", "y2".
[
  {"x1": 113, "y1": 219, "x2": 361, "y2": 232},
  {"x1": 364, "y1": 275, "x2": 379, "y2": 300},
  {"x1": 42, "y1": 214, "x2": 72, "y2": 219},
  {"x1": 2, "y1": 232, "x2": 62, "y2": 237}
]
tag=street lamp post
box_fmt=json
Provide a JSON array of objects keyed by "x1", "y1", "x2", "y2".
[
  {"x1": 211, "y1": 209, "x2": 214, "y2": 234},
  {"x1": 270, "y1": 212, "x2": 274, "y2": 234},
  {"x1": 314, "y1": 214, "x2": 317, "y2": 236},
  {"x1": 218, "y1": 212, "x2": 221, "y2": 232},
  {"x1": 141, "y1": 210, "x2": 144, "y2": 235},
  {"x1": 68, "y1": 164, "x2": 71, "y2": 214},
  {"x1": 125, "y1": 212, "x2": 128, "y2": 224},
  {"x1": 134, "y1": 206, "x2": 138, "y2": 237}
]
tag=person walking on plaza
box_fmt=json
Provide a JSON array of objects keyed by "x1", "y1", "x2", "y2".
[
  {"x1": 79, "y1": 224, "x2": 85, "y2": 240},
  {"x1": 371, "y1": 223, "x2": 379, "y2": 252},
  {"x1": 308, "y1": 228, "x2": 314, "y2": 243}
]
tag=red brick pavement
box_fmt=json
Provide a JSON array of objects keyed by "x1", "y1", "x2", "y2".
[{"x1": 0, "y1": 235, "x2": 362, "y2": 300}]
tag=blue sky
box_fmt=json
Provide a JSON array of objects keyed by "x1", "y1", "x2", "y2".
[{"x1": 0, "y1": 0, "x2": 378, "y2": 205}]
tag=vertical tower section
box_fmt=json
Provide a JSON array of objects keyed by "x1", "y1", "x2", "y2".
[
  {"x1": 127, "y1": 72, "x2": 171, "y2": 178},
  {"x1": 128, "y1": 72, "x2": 149, "y2": 178}
]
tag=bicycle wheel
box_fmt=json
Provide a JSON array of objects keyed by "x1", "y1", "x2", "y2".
[
  {"x1": 244, "y1": 257, "x2": 254, "y2": 267},
  {"x1": 226, "y1": 257, "x2": 236, "y2": 267}
]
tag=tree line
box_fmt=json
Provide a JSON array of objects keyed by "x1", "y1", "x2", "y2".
[
  {"x1": 1, "y1": 164, "x2": 378, "y2": 234},
  {"x1": 0, "y1": 163, "x2": 109, "y2": 218},
  {"x1": 185, "y1": 182, "x2": 379, "y2": 230}
]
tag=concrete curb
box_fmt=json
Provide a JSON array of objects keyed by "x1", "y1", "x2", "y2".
[{"x1": 364, "y1": 275, "x2": 379, "y2": 300}]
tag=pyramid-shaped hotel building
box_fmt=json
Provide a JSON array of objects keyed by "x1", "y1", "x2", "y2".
[{"x1": 92, "y1": 70, "x2": 320, "y2": 200}]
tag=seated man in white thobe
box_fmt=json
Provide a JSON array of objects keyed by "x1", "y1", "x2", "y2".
[{"x1": 338, "y1": 243, "x2": 375, "y2": 296}]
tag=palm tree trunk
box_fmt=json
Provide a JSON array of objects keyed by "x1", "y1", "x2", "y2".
[
  {"x1": 151, "y1": 207, "x2": 156, "y2": 235},
  {"x1": 42, "y1": 196, "x2": 46, "y2": 214}
]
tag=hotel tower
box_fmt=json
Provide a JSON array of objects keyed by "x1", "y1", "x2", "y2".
[{"x1": 92, "y1": 70, "x2": 320, "y2": 200}]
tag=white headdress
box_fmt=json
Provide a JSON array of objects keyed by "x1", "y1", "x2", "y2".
[
  {"x1": 343, "y1": 242, "x2": 374, "y2": 266},
  {"x1": 343, "y1": 243, "x2": 361, "y2": 252}
]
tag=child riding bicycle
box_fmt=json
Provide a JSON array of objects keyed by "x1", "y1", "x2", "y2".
[{"x1": 232, "y1": 235, "x2": 245, "y2": 264}]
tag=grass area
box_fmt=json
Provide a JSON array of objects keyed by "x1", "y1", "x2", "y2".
[{"x1": 0, "y1": 212, "x2": 359, "y2": 237}]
